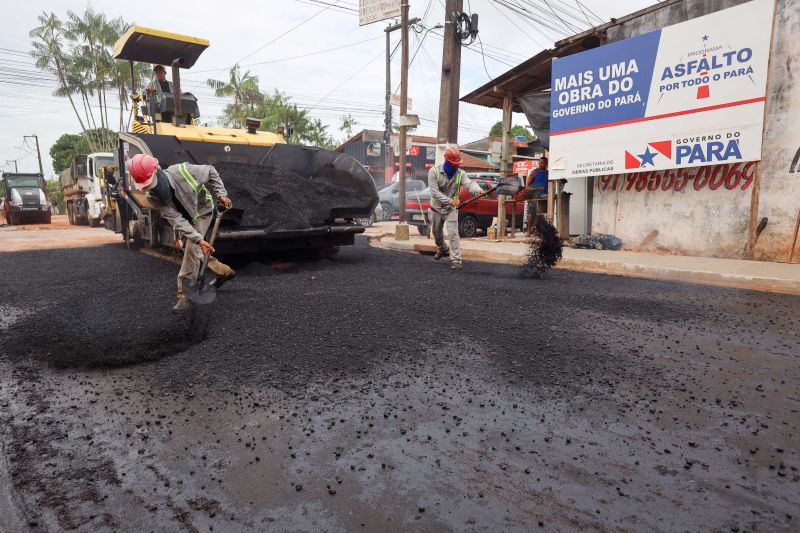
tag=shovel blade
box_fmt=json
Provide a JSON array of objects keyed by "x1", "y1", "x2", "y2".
[{"x1": 182, "y1": 277, "x2": 217, "y2": 305}]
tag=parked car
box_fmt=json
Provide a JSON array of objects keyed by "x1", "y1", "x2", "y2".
[
  {"x1": 353, "y1": 203, "x2": 382, "y2": 227},
  {"x1": 405, "y1": 176, "x2": 525, "y2": 238},
  {"x1": 377, "y1": 179, "x2": 427, "y2": 220}
]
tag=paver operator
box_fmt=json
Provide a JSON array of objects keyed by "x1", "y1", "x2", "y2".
[
  {"x1": 428, "y1": 146, "x2": 484, "y2": 270},
  {"x1": 128, "y1": 154, "x2": 236, "y2": 313}
]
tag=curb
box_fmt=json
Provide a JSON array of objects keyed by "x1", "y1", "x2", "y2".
[{"x1": 375, "y1": 237, "x2": 800, "y2": 295}]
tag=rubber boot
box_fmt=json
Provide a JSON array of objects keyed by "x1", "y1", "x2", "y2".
[
  {"x1": 434, "y1": 248, "x2": 449, "y2": 260},
  {"x1": 173, "y1": 288, "x2": 193, "y2": 314},
  {"x1": 213, "y1": 264, "x2": 236, "y2": 290}
]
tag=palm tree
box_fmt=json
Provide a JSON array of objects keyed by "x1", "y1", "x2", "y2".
[
  {"x1": 305, "y1": 118, "x2": 334, "y2": 149},
  {"x1": 207, "y1": 65, "x2": 262, "y2": 128},
  {"x1": 29, "y1": 13, "x2": 88, "y2": 134},
  {"x1": 66, "y1": 7, "x2": 114, "y2": 149},
  {"x1": 340, "y1": 114, "x2": 357, "y2": 139}
]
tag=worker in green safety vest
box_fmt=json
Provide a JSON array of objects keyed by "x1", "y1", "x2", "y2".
[
  {"x1": 128, "y1": 153, "x2": 236, "y2": 313},
  {"x1": 428, "y1": 146, "x2": 484, "y2": 270}
]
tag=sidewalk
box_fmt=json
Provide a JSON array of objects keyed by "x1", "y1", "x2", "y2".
[{"x1": 365, "y1": 222, "x2": 800, "y2": 294}]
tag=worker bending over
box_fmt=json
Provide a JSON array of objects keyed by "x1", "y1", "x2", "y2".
[
  {"x1": 128, "y1": 154, "x2": 235, "y2": 312},
  {"x1": 428, "y1": 146, "x2": 484, "y2": 270}
]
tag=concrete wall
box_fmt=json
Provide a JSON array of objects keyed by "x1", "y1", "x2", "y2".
[
  {"x1": 754, "y1": 0, "x2": 800, "y2": 261},
  {"x1": 590, "y1": 0, "x2": 800, "y2": 259}
]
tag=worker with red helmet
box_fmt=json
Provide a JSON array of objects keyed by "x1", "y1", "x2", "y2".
[
  {"x1": 127, "y1": 153, "x2": 235, "y2": 312},
  {"x1": 428, "y1": 146, "x2": 484, "y2": 270}
]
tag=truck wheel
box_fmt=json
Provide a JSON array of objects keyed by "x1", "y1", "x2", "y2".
[
  {"x1": 459, "y1": 215, "x2": 478, "y2": 238},
  {"x1": 89, "y1": 217, "x2": 100, "y2": 228},
  {"x1": 380, "y1": 203, "x2": 392, "y2": 221},
  {"x1": 126, "y1": 219, "x2": 144, "y2": 249},
  {"x1": 9, "y1": 212, "x2": 20, "y2": 226},
  {"x1": 41, "y1": 213, "x2": 51, "y2": 224},
  {"x1": 417, "y1": 225, "x2": 429, "y2": 237},
  {"x1": 67, "y1": 204, "x2": 74, "y2": 225}
]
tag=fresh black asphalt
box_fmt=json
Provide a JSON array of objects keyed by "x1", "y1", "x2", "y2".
[{"x1": 0, "y1": 237, "x2": 798, "y2": 531}]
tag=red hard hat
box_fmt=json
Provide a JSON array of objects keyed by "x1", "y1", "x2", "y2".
[
  {"x1": 128, "y1": 153, "x2": 159, "y2": 190},
  {"x1": 443, "y1": 146, "x2": 463, "y2": 166}
]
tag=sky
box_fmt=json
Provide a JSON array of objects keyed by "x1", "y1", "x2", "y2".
[{"x1": 0, "y1": 0, "x2": 653, "y2": 179}]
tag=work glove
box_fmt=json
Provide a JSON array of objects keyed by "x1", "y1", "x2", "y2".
[
  {"x1": 198, "y1": 239, "x2": 215, "y2": 255},
  {"x1": 217, "y1": 196, "x2": 233, "y2": 210}
]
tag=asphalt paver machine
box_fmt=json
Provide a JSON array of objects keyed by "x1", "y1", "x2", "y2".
[{"x1": 103, "y1": 26, "x2": 377, "y2": 253}]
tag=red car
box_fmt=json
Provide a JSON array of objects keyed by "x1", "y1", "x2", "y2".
[{"x1": 405, "y1": 175, "x2": 525, "y2": 238}]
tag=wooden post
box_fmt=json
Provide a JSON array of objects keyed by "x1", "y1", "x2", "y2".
[
  {"x1": 498, "y1": 92, "x2": 513, "y2": 237},
  {"x1": 437, "y1": 0, "x2": 463, "y2": 144},
  {"x1": 547, "y1": 180, "x2": 555, "y2": 223},
  {"x1": 744, "y1": 162, "x2": 761, "y2": 259},
  {"x1": 789, "y1": 208, "x2": 800, "y2": 263},
  {"x1": 397, "y1": 1, "x2": 410, "y2": 226}
]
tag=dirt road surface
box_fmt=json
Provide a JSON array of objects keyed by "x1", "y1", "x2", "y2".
[
  {"x1": 0, "y1": 230, "x2": 797, "y2": 532},
  {"x1": 0, "y1": 215, "x2": 119, "y2": 252}
]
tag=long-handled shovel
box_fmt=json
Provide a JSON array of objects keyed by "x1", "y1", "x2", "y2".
[
  {"x1": 182, "y1": 209, "x2": 228, "y2": 305},
  {"x1": 456, "y1": 177, "x2": 521, "y2": 210}
]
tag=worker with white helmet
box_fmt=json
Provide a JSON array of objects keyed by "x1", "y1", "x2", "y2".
[
  {"x1": 128, "y1": 153, "x2": 235, "y2": 312},
  {"x1": 427, "y1": 146, "x2": 484, "y2": 270}
]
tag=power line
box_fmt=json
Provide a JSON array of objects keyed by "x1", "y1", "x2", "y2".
[
  {"x1": 308, "y1": 47, "x2": 386, "y2": 111},
  {"x1": 192, "y1": 35, "x2": 384, "y2": 74},
  {"x1": 235, "y1": 1, "x2": 346, "y2": 65}
]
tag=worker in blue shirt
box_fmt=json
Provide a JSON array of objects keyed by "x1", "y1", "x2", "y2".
[{"x1": 524, "y1": 156, "x2": 549, "y2": 236}]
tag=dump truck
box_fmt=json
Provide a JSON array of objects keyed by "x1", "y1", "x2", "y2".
[
  {"x1": 1, "y1": 172, "x2": 50, "y2": 225},
  {"x1": 60, "y1": 152, "x2": 114, "y2": 226},
  {"x1": 102, "y1": 26, "x2": 377, "y2": 254}
]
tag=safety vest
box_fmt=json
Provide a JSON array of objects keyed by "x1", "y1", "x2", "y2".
[
  {"x1": 176, "y1": 163, "x2": 213, "y2": 222},
  {"x1": 430, "y1": 166, "x2": 464, "y2": 207}
]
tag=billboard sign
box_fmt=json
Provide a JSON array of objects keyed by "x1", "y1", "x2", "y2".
[
  {"x1": 359, "y1": 0, "x2": 400, "y2": 26},
  {"x1": 513, "y1": 160, "x2": 535, "y2": 176},
  {"x1": 549, "y1": 0, "x2": 774, "y2": 179}
]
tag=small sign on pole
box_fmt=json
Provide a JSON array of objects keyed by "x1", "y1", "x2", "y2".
[
  {"x1": 390, "y1": 94, "x2": 412, "y2": 110},
  {"x1": 359, "y1": 0, "x2": 401, "y2": 26}
]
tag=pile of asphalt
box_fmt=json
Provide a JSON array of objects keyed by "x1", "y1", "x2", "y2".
[
  {"x1": 214, "y1": 161, "x2": 369, "y2": 230},
  {"x1": 0, "y1": 246, "x2": 206, "y2": 369}
]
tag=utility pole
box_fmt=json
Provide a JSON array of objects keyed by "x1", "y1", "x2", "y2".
[
  {"x1": 385, "y1": 25, "x2": 393, "y2": 185},
  {"x1": 397, "y1": 1, "x2": 410, "y2": 225},
  {"x1": 384, "y1": 26, "x2": 393, "y2": 146},
  {"x1": 385, "y1": 17, "x2": 419, "y2": 186},
  {"x1": 24, "y1": 135, "x2": 44, "y2": 175},
  {"x1": 437, "y1": 0, "x2": 463, "y2": 144}
]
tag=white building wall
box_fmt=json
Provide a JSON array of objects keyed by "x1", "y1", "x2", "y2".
[{"x1": 589, "y1": 0, "x2": 800, "y2": 259}]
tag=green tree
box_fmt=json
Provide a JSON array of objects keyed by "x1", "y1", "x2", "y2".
[
  {"x1": 489, "y1": 121, "x2": 534, "y2": 142},
  {"x1": 45, "y1": 180, "x2": 65, "y2": 214},
  {"x1": 50, "y1": 133, "x2": 89, "y2": 174},
  {"x1": 30, "y1": 13, "x2": 89, "y2": 135},
  {"x1": 207, "y1": 65, "x2": 263, "y2": 128},
  {"x1": 340, "y1": 113, "x2": 357, "y2": 139},
  {"x1": 31, "y1": 9, "x2": 144, "y2": 151}
]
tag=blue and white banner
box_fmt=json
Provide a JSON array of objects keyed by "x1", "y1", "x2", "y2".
[{"x1": 549, "y1": 0, "x2": 774, "y2": 179}]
